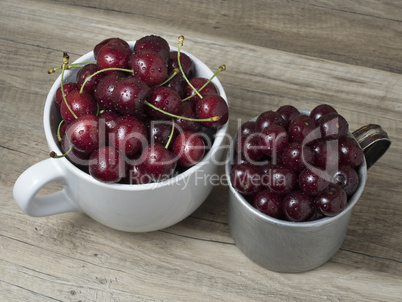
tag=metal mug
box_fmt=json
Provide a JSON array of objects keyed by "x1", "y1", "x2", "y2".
[{"x1": 226, "y1": 113, "x2": 390, "y2": 273}]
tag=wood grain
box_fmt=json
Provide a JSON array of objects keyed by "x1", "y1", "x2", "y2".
[{"x1": 1, "y1": 0, "x2": 401, "y2": 301}]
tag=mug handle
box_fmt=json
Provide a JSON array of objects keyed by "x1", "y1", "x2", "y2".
[
  {"x1": 352, "y1": 124, "x2": 391, "y2": 170},
  {"x1": 13, "y1": 158, "x2": 80, "y2": 216}
]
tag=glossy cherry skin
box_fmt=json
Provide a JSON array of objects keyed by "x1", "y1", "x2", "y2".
[
  {"x1": 315, "y1": 185, "x2": 347, "y2": 216},
  {"x1": 174, "y1": 101, "x2": 201, "y2": 133},
  {"x1": 237, "y1": 121, "x2": 256, "y2": 138},
  {"x1": 98, "y1": 110, "x2": 121, "y2": 145},
  {"x1": 172, "y1": 131, "x2": 205, "y2": 167},
  {"x1": 168, "y1": 51, "x2": 195, "y2": 78},
  {"x1": 310, "y1": 104, "x2": 338, "y2": 124},
  {"x1": 133, "y1": 35, "x2": 170, "y2": 62},
  {"x1": 113, "y1": 76, "x2": 150, "y2": 116},
  {"x1": 96, "y1": 42, "x2": 132, "y2": 73},
  {"x1": 338, "y1": 136, "x2": 364, "y2": 168},
  {"x1": 95, "y1": 71, "x2": 127, "y2": 110},
  {"x1": 139, "y1": 143, "x2": 178, "y2": 181},
  {"x1": 276, "y1": 105, "x2": 300, "y2": 129},
  {"x1": 146, "y1": 119, "x2": 175, "y2": 147},
  {"x1": 230, "y1": 163, "x2": 263, "y2": 196},
  {"x1": 76, "y1": 63, "x2": 106, "y2": 96},
  {"x1": 89, "y1": 146, "x2": 125, "y2": 183},
  {"x1": 145, "y1": 86, "x2": 182, "y2": 120},
  {"x1": 282, "y1": 190, "x2": 315, "y2": 222},
  {"x1": 253, "y1": 189, "x2": 283, "y2": 219},
  {"x1": 110, "y1": 116, "x2": 147, "y2": 156},
  {"x1": 318, "y1": 112, "x2": 349, "y2": 140},
  {"x1": 60, "y1": 90, "x2": 97, "y2": 123},
  {"x1": 184, "y1": 77, "x2": 218, "y2": 106},
  {"x1": 287, "y1": 114, "x2": 317, "y2": 144},
  {"x1": 129, "y1": 50, "x2": 168, "y2": 87},
  {"x1": 93, "y1": 37, "x2": 130, "y2": 59},
  {"x1": 281, "y1": 142, "x2": 315, "y2": 172},
  {"x1": 164, "y1": 73, "x2": 187, "y2": 98},
  {"x1": 331, "y1": 165, "x2": 359, "y2": 196},
  {"x1": 60, "y1": 133, "x2": 91, "y2": 168},
  {"x1": 196, "y1": 94, "x2": 229, "y2": 129},
  {"x1": 65, "y1": 114, "x2": 99, "y2": 154},
  {"x1": 298, "y1": 168, "x2": 330, "y2": 196},
  {"x1": 255, "y1": 110, "x2": 286, "y2": 132},
  {"x1": 310, "y1": 139, "x2": 340, "y2": 170},
  {"x1": 236, "y1": 133, "x2": 265, "y2": 163},
  {"x1": 259, "y1": 124, "x2": 289, "y2": 158},
  {"x1": 265, "y1": 165, "x2": 297, "y2": 196},
  {"x1": 125, "y1": 162, "x2": 152, "y2": 184},
  {"x1": 55, "y1": 82, "x2": 78, "y2": 110}
]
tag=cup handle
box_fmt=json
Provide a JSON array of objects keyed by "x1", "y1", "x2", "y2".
[
  {"x1": 352, "y1": 124, "x2": 391, "y2": 170},
  {"x1": 13, "y1": 158, "x2": 80, "y2": 217}
]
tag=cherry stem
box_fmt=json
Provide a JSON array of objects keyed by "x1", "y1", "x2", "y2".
[
  {"x1": 48, "y1": 61, "x2": 96, "y2": 74},
  {"x1": 181, "y1": 65, "x2": 226, "y2": 102},
  {"x1": 79, "y1": 67, "x2": 133, "y2": 95},
  {"x1": 144, "y1": 100, "x2": 221, "y2": 122},
  {"x1": 177, "y1": 35, "x2": 202, "y2": 100},
  {"x1": 56, "y1": 120, "x2": 64, "y2": 142},
  {"x1": 49, "y1": 145, "x2": 74, "y2": 159},
  {"x1": 164, "y1": 118, "x2": 175, "y2": 150},
  {"x1": 158, "y1": 68, "x2": 179, "y2": 87},
  {"x1": 61, "y1": 52, "x2": 78, "y2": 119}
]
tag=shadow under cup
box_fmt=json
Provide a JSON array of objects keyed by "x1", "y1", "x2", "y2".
[
  {"x1": 13, "y1": 42, "x2": 229, "y2": 232},
  {"x1": 226, "y1": 114, "x2": 391, "y2": 273}
]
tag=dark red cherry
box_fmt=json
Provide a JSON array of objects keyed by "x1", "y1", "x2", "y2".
[
  {"x1": 113, "y1": 76, "x2": 150, "y2": 116},
  {"x1": 168, "y1": 51, "x2": 195, "y2": 78},
  {"x1": 236, "y1": 133, "x2": 265, "y2": 163},
  {"x1": 110, "y1": 116, "x2": 147, "y2": 156},
  {"x1": 281, "y1": 142, "x2": 315, "y2": 172},
  {"x1": 134, "y1": 35, "x2": 170, "y2": 62},
  {"x1": 230, "y1": 163, "x2": 263, "y2": 196},
  {"x1": 94, "y1": 37, "x2": 130, "y2": 59},
  {"x1": 318, "y1": 112, "x2": 349, "y2": 140},
  {"x1": 172, "y1": 131, "x2": 205, "y2": 167},
  {"x1": 98, "y1": 110, "x2": 120, "y2": 145},
  {"x1": 331, "y1": 165, "x2": 359, "y2": 196},
  {"x1": 184, "y1": 77, "x2": 218, "y2": 106},
  {"x1": 139, "y1": 143, "x2": 178, "y2": 181},
  {"x1": 338, "y1": 136, "x2": 364, "y2": 168},
  {"x1": 164, "y1": 73, "x2": 186, "y2": 98},
  {"x1": 196, "y1": 95, "x2": 229, "y2": 129},
  {"x1": 174, "y1": 101, "x2": 201, "y2": 133},
  {"x1": 276, "y1": 105, "x2": 300, "y2": 129},
  {"x1": 145, "y1": 86, "x2": 181, "y2": 120},
  {"x1": 265, "y1": 165, "x2": 297, "y2": 196},
  {"x1": 95, "y1": 71, "x2": 127, "y2": 110},
  {"x1": 96, "y1": 42, "x2": 132, "y2": 73},
  {"x1": 65, "y1": 114, "x2": 99, "y2": 154},
  {"x1": 60, "y1": 133, "x2": 90, "y2": 167},
  {"x1": 125, "y1": 163, "x2": 152, "y2": 184},
  {"x1": 60, "y1": 90, "x2": 97, "y2": 123},
  {"x1": 288, "y1": 114, "x2": 317, "y2": 144},
  {"x1": 282, "y1": 190, "x2": 315, "y2": 222},
  {"x1": 237, "y1": 121, "x2": 256, "y2": 138},
  {"x1": 310, "y1": 139, "x2": 340, "y2": 170},
  {"x1": 298, "y1": 168, "x2": 330, "y2": 196},
  {"x1": 89, "y1": 146, "x2": 125, "y2": 183},
  {"x1": 315, "y1": 185, "x2": 347, "y2": 216},
  {"x1": 76, "y1": 63, "x2": 105, "y2": 96},
  {"x1": 129, "y1": 50, "x2": 168, "y2": 87},
  {"x1": 55, "y1": 82, "x2": 78, "y2": 110},
  {"x1": 146, "y1": 119, "x2": 175, "y2": 146},
  {"x1": 310, "y1": 104, "x2": 338, "y2": 124},
  {"x1": 259, "y1": 124, "x2": 289, "y2": 158},
  {"x1": 253, "y1": 190, "x2": 283, "y2": 219},
  {"x1": 255, "y1": 110, "x2": 286, "y2": 132}
]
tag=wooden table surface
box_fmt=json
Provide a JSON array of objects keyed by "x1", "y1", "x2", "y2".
[{"x1": 1, "y1": 0, "x2": 401, "y2": 301}]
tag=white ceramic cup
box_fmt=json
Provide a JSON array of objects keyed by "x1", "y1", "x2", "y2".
[
  {"x1": 226, "y1": 112, "x2": 390, "y2": 272},
  {"x1": 13, "y1": 42, "x2": 228, "y2": 232}
]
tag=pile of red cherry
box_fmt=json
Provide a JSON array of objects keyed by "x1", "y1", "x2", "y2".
[
  {"x1": 51, "y1": 35, "x2": 228, "y2": 184},
  {"x1": 230, "y1": 104, "x2": 364, "y2": 222}
]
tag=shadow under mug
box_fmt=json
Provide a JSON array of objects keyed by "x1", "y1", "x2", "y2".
[
  {"x1": 12, "y1": 43, "x2": 229, "y2": 232},
  {"x1": 226, "y1": 115, "x2": 390, "y2": 273}
]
